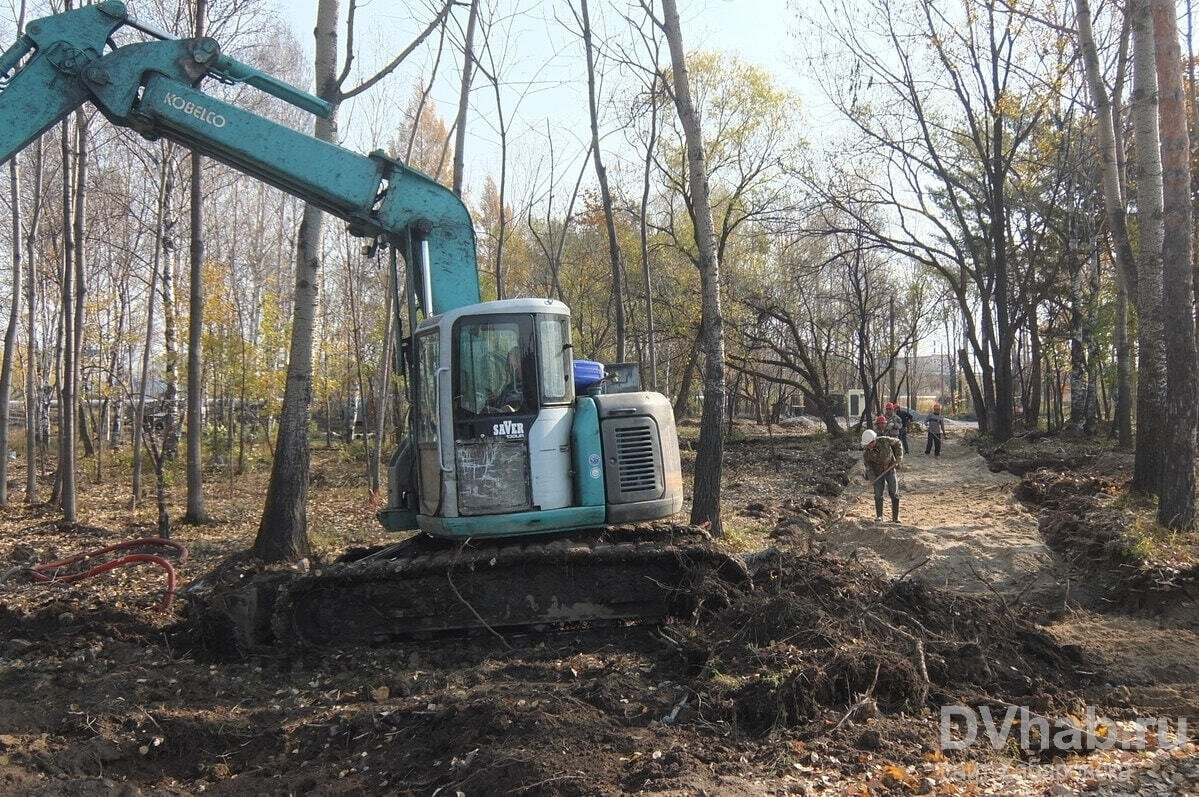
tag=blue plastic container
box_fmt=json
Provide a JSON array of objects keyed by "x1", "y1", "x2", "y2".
[{"x1": 572, "y1": 359, "x2": 605, "y2": 390}]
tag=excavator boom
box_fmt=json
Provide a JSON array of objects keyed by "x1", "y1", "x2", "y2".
[{"x1": 0, "y1": 0, "x2": 478, "y2": 315}]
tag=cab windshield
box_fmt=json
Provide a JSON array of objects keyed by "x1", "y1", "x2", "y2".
[
  {"x1": 454, "y1": 316, "x2": 532, "y2": 417},
  {"x1": 452, "y1": 312, "x2": 574, "y2": 419}
]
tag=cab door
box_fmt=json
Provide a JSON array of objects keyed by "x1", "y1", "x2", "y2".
[
  {"x1": 413, "y1": 330, "x2": 446, "y2": 517},
  {"x1": 450, "y1": 315, "x2": 536, "y2": 515}
]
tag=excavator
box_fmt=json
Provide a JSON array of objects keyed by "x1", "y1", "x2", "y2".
[{"x1": 0, "y1": 3, "x2": 744, "y2": 645}]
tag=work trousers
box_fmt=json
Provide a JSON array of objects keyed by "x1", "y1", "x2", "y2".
[
  {"x1": 925, "y1": 434, "x2": 942, "y2": 456},
  {"x1": 872, "y1": 470, "x2": 899, "y2": 501}
]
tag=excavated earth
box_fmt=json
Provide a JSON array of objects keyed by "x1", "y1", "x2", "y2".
[{"x1": 0, "y1": 429, "x2": 1194, "y2": 794}]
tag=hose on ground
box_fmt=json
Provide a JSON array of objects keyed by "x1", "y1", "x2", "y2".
[{"x1": 4, "y1": 537, "x2": 189, "y2": 611}]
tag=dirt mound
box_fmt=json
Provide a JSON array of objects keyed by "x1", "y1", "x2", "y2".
[
  {"x1": 978, "y1": 433, "x2": 1100, "y2": 475},
  {"x1": 7, "y1": 432, "x2": 1192, "y2": 794},
  {"x1": 1016, "y1": 469, "x2": 1199, "y2": 623},
  {"x1": 722, "y1": 436, "x2": 856, "y2": 541},
  {"x1": 669, "y1": 551, "x2": 1087, "y2": 740}
]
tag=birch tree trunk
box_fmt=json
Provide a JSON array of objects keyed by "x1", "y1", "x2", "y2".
[
  {"x1": 253, "y1": 0, "x2": 453, "y2": 562},
  {"x1": 1129, "y1": 0, "x2": 1166, "y2": 495},
  {"x1": 184, "y1": 0, "x2": 212, "y2": 523},
  {"x1": 161, "y1": 240, "x2": 179, "y2": 462},
  {"x1": 1068, "y1": 266, "x2": 1088, "y2": 431},
  {"x1": 6, "y1": 0, "x2": 27, "y2": 506},
  {"x1": 253, "y1": 0, "x2": 341, "y2": 562},
  {"x1": 580, "y1": 0, "x2": 625, "y2": 361},
  {"x1": 23, "y1": 139, "x2": 41, "y2": 502},
  {"x1": 1077, "y1": 0, "x2": 1136, "y2": 448},
  {"x1": 371, "y1": 255, "x2": 395, "y2": 495},
  {"x1": 1190, "y1": 0, "x2": 1199, "y2": 340},
  {"x1": 57, "y1": 116, "x2": 77, "y2": 520},
  {"x1": 72, "y1": 115, "x2": 88, "y2": 464},
  {"x1": 660, "y1": 0, "x2": 725, "y2": 535},
  {"x1": 1, "y1": 158, "x2": 21, "y2": 506},
  {"x1": 1152, "y1": 0, "x2": 1197, "y2": 528},
  {"x1": 134, "y1": 157, "x2": 172, "y2": 505}
]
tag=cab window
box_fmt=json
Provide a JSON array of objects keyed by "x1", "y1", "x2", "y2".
[
  {"x1": 537, "y1": 314, "x2": 573, "y2": 405},
  {"x1": 454, "y1": 316, "x2": 533, "y2": 417},
  {"x1": 414, "y1": 331, "x2": 440, "y2": 443}
]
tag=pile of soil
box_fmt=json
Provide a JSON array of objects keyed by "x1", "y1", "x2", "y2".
[
  {"x1": 977, "y1": 432, "x2": 1101, "y2": 475},
  {"x1": 721, "y1": 434, "x2": 856, "y2": 541},
  {"x1": 1015, "y1": 468, "x2": 1199, "y2": 623},
  {"x1": 0, "y1": 542, "x2": 1096, "y2": 795},
  {"x1": 678, "y1": 551, "x2": 1088, "y2": 740}
]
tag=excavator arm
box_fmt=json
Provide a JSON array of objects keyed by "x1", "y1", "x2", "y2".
[{"x1": 0, "y1": 0, "x2": 478, "y2": 316}]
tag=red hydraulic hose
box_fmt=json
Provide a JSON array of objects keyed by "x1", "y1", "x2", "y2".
[{"x1": 18, "y1": 537, "x2": 189, "y2": 611}]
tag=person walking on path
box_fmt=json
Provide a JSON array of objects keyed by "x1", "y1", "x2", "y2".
[
  {"x1": 874, "y1": 413, "x2": 889, "y2": 436},
  {"x1": 861, "y1": 428, "x2": 903, "y2": 523},
  {"x1": 882, "y1": 404, "x2": 901, "y2": 437},
  {"x1": 924, "y1": 403, "x2": 946, "y2": 459},
  {"x1": 887, "y1": 402, "x2": 914, "y2": 453}
]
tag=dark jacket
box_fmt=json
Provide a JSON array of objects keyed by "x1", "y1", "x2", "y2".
[{"x1": 863, "y1": 436, "x2": 903, "y2": 477}]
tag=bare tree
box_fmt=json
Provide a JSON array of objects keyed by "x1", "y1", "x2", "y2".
[
  {"x1": 451, "y1": 0, "x2": 479, "y2": 197},
  {"x1": 134, "y1": 150, "x2": 175, "y2": 505},
  {"x1": 636, "y1": 69, "x2": 662, "y2": 389},
  {"x1": 1076, "y1": 0, "x2": 1135, "y2": 447},
  {"x1": 254, "y1": 0, "x2": 454, "y2": 563},
  {"x1": 184, "y1": 0, "x2": 212, "y2": 524},
  {"x1": 160, "y1": 206, "x2": 180, "y2": 463},
  {"x1": 655, "y1": 0, "x2": 725, "y2": 534},
  {"x1": 1152, "y1": 0, "x2": 1196, "y2": 528},
  {"x1": 525, "y1": 128, "x2": 592, "y2": 304},
  {"x1": 1129, "y1": 0, "x2": 1166, "y2": 495},
  {"x1": 805, "y1": 0, "x2": 1067, "y2": 442},
  {"x1": 23, "y1": 139, "x2": 42, "y2": 502},
  {"x1": 56, "y1": 112, "x2": 84, "y2": 520},
  {"x1": 575, "y1": 0, "x2": 626, "y2": 361},
  {"x1": 0, "y1": 23, "x2": 22, "y2": 505}
]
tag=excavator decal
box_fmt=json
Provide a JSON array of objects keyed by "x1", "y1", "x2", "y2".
[
  {"x1": 160, "y1": 91, "x2": 226, "y2": 127},
  {"x1": 492, "y1": 420, "x2": 526, "y2": 439}
]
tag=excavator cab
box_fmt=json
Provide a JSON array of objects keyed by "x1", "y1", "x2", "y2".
[{"x1": 384, "y1": 298, "x2": 683, "y2": 539}]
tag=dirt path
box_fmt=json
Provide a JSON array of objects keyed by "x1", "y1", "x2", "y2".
[
  {"x1": 821, "y1": 436, "x2": 1199, "y2": 752},
  {"x1": 822, "y1": 439, "x2": 1067, "y2": 606}
]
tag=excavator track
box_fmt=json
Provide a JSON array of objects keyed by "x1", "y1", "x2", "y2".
[{"x1": 271, "y1": 525, "x2": 749, "y2": 646}]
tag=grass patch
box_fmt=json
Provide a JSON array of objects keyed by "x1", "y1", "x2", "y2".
[
  {"x1": 1124, "y1": 514, "x2": 1199, "y2": 568},
  {"x1": 1109, "y1": 488, "x2": 1156, "y2": 513},
  {"x1": 719, "y1": 518, "x2": 771, "y2": 553}
]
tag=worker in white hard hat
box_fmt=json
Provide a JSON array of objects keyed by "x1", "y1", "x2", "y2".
[{"x1": 861, "y1": 427, "x2": 903, "y2": 523}]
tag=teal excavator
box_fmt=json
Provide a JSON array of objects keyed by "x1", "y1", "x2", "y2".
[{"x1": 0, "y1": 3, "x2": 740, "y2": 645}]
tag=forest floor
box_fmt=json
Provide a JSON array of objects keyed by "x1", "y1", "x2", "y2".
[{"x1": 0, "y1": 426, "x2": 1194, "y2": 795}]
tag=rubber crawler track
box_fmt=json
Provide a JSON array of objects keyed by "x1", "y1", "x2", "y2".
[{"x1": 272, "y1": 526, "x2": 749, "y2": 646}]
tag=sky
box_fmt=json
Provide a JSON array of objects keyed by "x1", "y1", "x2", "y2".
[{"x1": 275, "y1": 0, "x2": 809, "y2": 200}]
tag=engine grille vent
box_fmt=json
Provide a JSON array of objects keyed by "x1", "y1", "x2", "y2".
[
  {"x1": 614, "y1": 426, "x2": 659, "y2": 492},
  {"x1": 603, "y1": 418, "x2": 663, "y2": 503}
]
